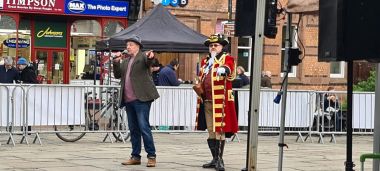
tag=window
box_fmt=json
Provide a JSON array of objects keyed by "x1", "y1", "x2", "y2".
[
  {"x1": 70, "y1": 20, "x2": 101, "y2": 80},
  {"x1": 71, "y1": 20, "x2": 101, "y2": 37},
  {"x1": 103, "y1": 21, "x2": 124, "y2": 37},
  {"x1": 17, "y1": 19, "x2": 31, "y2": 59},
  {"x1": 0, "y1": 15, "x2": 17, "y2": 58},
  {"x1": 237, "y1": 37, "x2": 252, "y2": 75},
  {"x1": 281, "y1": 25, "x2": 298, "y2": 77},
  {"x1": 330, "y1": 62, "x2": 345, "y2": 78}
]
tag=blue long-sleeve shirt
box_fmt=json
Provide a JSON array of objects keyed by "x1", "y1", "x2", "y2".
[{"x1": 158, "y1": 65, "x2": 181, "y2": 86}]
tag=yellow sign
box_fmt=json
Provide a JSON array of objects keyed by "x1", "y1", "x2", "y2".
[{"x1": 37, "y1": 27, "x2": 63, "y2": 38}]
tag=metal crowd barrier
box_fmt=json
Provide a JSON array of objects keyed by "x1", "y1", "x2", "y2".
[
  {"x1": 150, "y1": 87, "x2": 375, "y2": 143},
  {"x1": 0, "y1": 83, "x2": 377, "y2": 146},
  {"x1": 0, "y1": 84, "x2": 14, "y2": 146},
  {"x1": 1, "y1": 84, "x2": 130, "y2": 146},
  {"x1": 150, "y1": 86, "x2": 198, "y2": 131}
]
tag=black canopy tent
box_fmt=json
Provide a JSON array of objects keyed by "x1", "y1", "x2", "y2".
[{"x1": 96, "y1": 4, "x2": 208, "y2": 53}]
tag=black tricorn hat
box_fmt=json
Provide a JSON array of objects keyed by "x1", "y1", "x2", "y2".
[{"x1": 204, "y1": 34, "x2": 229, "y2": 47}]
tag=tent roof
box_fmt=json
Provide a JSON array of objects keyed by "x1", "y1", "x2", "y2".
[{"x1": 96, "y1": 4, "x2": 208, "y2": 53}]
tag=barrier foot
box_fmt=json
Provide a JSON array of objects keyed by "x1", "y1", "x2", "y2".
[
  {"x1": 228, "y1": 133, "x2": 241, "y2": 143},
  {"x1": 304, "y1": 133, "x2": 313, "y2": 143},
  {"x1": 33, "y1": 133, "x2": 42, "y2": 146},
  {"x1": 119, "y1": 131, "x2": 126, "y2": 144},
  {"x1": 329, "y1": 134, "x2": 336, "y2": 144},
  {"x1": 20, "y1": 135, "x2": 29, "y2": 145},
  {"x1": 318, "y1": 133, "x2": 324, "y2": 144},
  {"x1": 296, "y1": 132, "x2": 305, "y2": 143},
  {"x1": 103, "y1": 133, "x2": 114, "y2": 143},
  {"x1": 7, "y1": 133, "x2": 15, "y2": 146},
  {"x1": 108, "y1": 133, "x2": 114, "y2": 143}
]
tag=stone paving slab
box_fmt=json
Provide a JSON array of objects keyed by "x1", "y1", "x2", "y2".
[{"x1": 0, "y1": 133, "x2": 375, "y2": 170}]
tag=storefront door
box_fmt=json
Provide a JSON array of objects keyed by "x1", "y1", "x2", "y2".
[{"x1": 35, "y1": 49, "x2": 65, "y2": 84}]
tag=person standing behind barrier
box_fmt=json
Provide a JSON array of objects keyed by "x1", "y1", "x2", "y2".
[
  {"x1": 236, "y1": 66, "x2": 250, "y2": 87},
  {"x1": 261, "y1": 70, "x2": 272, "y2": 88},
  {"x1": 112, "y1": 35, "x2": 159, "y2": 167},
  {"x1": 17, "y1": 57, "x2": 38, "y2": 84},
  {"x1": 324, "y1": 86, "x2": 342, "y2": 131},
  {"x1": 150, "y1": 58, "x2": 162, "y2": 86},
  {"x1": 158, "y1": 59, "x2": 182, "y2": 86},
  {"x1": 195, "y1": 34, "x2": 238, "y2": 171},
  {"x1": 0, "y1": 56, "x2": 19, "y2": 83}
]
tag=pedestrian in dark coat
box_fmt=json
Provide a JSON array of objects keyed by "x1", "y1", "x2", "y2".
[
  {"x1": 0, "y1": 56, "x2": 19, "y2": 83},
  {"x1": 236, "y1": 66, "x2": 250, "y2": 86},
  {"x1": 150, "y1": 58, "x2": 162, "y2": 86},
  {"x1": 261, "y1": 71, "x2": 272, "y2": 88},
  {"x1": 17, "y1": 57, "x2": 38, "y2": 84},
  {"x1": 113, "y1": 35, "x2": 159, "y2": 167},
  {"x1": 158, "y1": 59, "x2": 182, "y2": 86}
]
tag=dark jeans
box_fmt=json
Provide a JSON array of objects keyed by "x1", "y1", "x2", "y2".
[
  {"x1": 124, "y1": 100, "x2": 156, "y2": 158},
  {"x1": 335, "y1": 112, "x2": 344, "y2": 131}
]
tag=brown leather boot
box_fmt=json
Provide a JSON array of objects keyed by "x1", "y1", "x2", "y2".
[
  {"x1": 121, "y1": 156, "x2": 141, "y2": 165},
  {"x1": 146, "y1": 157, "x2": 156, "y2": 167},
  {"x1": 203, "y1": 139, "x2": 217, "y2": 168}
]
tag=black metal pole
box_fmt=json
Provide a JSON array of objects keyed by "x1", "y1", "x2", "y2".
[
  {"x1": 242, "y1": 61, "x2": 254, "y2": 171},
  {"x1": 228, "y1": 0, "x2": 232, "y2": 22},
  {"x1": 93, "y1": 54, "x2": 97, "y2": 85},
  {"x1": 241, "y1": 21, "x2": 256, "y2": 171},
  {"x1": 241, "y1": 109, "x2": 250, "y2": 171},
  {"x1": 345, "y1": 60, "x2": 354, "y2": 171}
]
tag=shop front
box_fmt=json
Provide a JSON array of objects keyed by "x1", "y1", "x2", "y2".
[{"x1": 0, "y1": 0, "x2": 129, "y2": 84}]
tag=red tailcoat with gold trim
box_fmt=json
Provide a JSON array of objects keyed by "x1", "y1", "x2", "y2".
[{"x1": 195, "y1": 53, "x2": 238, "y2": 134}]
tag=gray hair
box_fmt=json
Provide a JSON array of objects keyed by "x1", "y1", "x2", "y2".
[
  {"x1": 3, "y1": 56, "x2": 13, "y2": 65},
  {"x1": 237, "y1": 66, "x2": 246, "y2": 73}
]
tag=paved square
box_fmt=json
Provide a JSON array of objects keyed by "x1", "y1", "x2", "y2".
[{"x1": 0, "y1": 133, "x2": 374, "y2": 170}]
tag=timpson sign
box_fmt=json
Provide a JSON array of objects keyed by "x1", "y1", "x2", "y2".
[{"x1": 0, "y1": 0, "x2": 65, "y2": 13}]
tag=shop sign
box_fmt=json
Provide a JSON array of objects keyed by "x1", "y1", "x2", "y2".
[
  {"x1": 65, "y1": 0, "x2": 129, "y2": 17},
  {"x1": 223, "y1": 22, "x2": 235, "y2": 37},
  {"x1": 155, "y1": 0, "x2": 188, "y2": 7},
  {"x1": 0, "y1": 0, "x2": 65, "y2": 14},
  {"x1": 36, "y1": 27, "x2": 64, "y2": 38},
  {"x1": 34, "y1": 20, "x2": 66, "y2": 48},
  {"x1": 3, "y1": 38, "x2": 30, "y2": 48}
]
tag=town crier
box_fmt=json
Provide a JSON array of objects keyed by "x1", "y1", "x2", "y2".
[{"x1": 195, "y1": 34, "x2": 238, "y2": 171}]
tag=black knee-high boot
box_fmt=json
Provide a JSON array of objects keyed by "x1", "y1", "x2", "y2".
[
  {"x1": 215, "y1": 140, "x2": 225, "y2": 171},
  {"x1": 203, "y1": 139, "x2": 217, "y2": 168}
]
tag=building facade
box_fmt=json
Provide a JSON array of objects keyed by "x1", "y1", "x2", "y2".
[
  {"x1": 0, "y1": 0, "x2": 132, "y2": 84},
  {"x1": 1, "y1": 0, "x2": 371, "y2": 88},
  {"x1": 145, "y1": 0, "x2": 375, "y2": 90}
]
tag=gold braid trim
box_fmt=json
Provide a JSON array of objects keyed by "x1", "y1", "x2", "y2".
[{"x1": 216, "y1": 53, "x2": 236, "y2": 81}]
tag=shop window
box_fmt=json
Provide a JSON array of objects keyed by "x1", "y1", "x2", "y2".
[
  {"x1": 237, "y1": 37, "x2": 252, "y2": 75},
  {"x1": 281, "y1": 25, "x2": 297, "y2": 77},
  {"x1": 17, "y1": 19, "x2": 31, "y2": 60},
  {"x1": 71, "y1": 20, "x2": 101, "y2": 37},
  {"x1": 103, "y1": 21, "x2": 124, "y2": 37},
  {"x1": 70, "y1": 20, "x2": 101, "y2": 80},
  {"x1": 330, "y1": 62, "x2": 345, "y2": 78},
  {"x1": 0, "y1": 15, "x2": 17, "y2": 58}
]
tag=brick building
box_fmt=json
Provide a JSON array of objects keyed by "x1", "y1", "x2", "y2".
[{"x1": 143, "y1": 0, "x2": 373, "y2": 90}]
